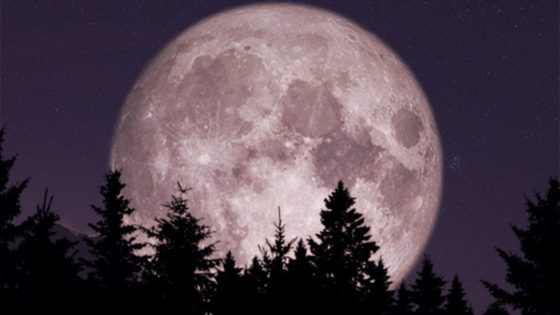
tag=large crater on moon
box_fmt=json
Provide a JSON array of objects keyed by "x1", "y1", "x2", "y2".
[{"x1": 110, "y1": 4, "x2": 442, "y2": 284}]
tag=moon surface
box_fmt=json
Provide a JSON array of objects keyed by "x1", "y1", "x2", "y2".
[{"x1": 110, "y1": 4, "x2": 442, "y2": 283}]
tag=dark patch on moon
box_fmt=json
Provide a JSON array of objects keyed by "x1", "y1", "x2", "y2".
[
  {"x1": 391, "y1": 108, "x2": 423, "y2": 148},
  {"x1": 230, "y1": 137, "x2": 300, "y2": 191},
  {"x1": 232, "y1": 164, "x2": 247, "y2": 179},
  {"x1": 229, "y1": 162, "x2": 264, "y2": 193},
  {"x1": 177, "y1": 49, "x2": 267, "y2": 137},
  {"x1": 379, "y1": 159, "x2": 420, "y2": 220},
  {"x1": 335, "y1": 71, "x2": 356, "y2": 90},
  {"x1": 312, "y1": 127, "x2": 384, "y2": 187},
  {"x1": 281, "y1": 80, "x2": 342, "y2": 137},
  {"x1": 294, "y1": 33, "x2": 329, "y2": 50},
  {"x1": 257, "y1": 138, "x2": 292, "y2": 162}
]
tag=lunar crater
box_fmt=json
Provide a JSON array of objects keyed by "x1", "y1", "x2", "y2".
[
  {"x1": 281, "y1": 79, "x2": 342, "y2": 137},
  {"x1": 391, "y1": 108, "x2": 424, "y2": 148},
  {"x1": 312, "y1": 127, "x2": 385, "y2": 188}
]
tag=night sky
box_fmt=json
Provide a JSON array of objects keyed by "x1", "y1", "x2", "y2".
[{"x1": 1, "y1": 0, "x2": 558, "y2": 313}]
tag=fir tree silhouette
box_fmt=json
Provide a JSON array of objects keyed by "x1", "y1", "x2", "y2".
[
  {"x1": 286, "y1": 239, "x2": 317, "y2": 314},
  {"x1": 308, "y1": 180, "x2": 379, "y2": 313},
  {"x1": 0, "y1": 128, "x2": 29, "y2": 308},
  {"x1": 360, "y1": 257, "x2": 394, "y2": 315},
  {"x1": 18, "y1": 190, "x2": 82, "y2": 313},
  {"x1": 412, "y1": 256, "x2": 446, "y2": 315},
  {"x1": 145, "y1": 182, "x2": 218, "y2": 314},
  {"x1": 393, "y1": 282, "x2": 414, "y2": 315},
  {"x1": 482, "y1": 177, "x2": 560, "y2": 315},
  {"x1": 212, "y1": 251, "x2": 244, "y2": 315},
  {"x1": 260, "y1": 207, "x2": 295, "y2": 315},
  {"x1": 444, "y1": 274, "x2": 473, "y2": 315},
  {"x1": 243, "y1": 256, "x2": 267, "y2": 314},
  {"x1": 85, "y1": 170, "x2": 144, "y2": 312},
  {"x1": 288, "y1": 239, "x2": 313, "y2": 280}
]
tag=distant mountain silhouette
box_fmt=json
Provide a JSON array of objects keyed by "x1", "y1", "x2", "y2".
[{"x1": 53, "y1": 223, "x2": 93, "y2": 261}]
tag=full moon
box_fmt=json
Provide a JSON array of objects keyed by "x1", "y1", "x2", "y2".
[{"x1": 110, "y1": 4, "x2": 442, "y2": 283}]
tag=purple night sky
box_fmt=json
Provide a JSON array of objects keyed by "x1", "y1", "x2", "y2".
[{"x1": 1, "y1": 1, "x2": 558, "y2": 313}]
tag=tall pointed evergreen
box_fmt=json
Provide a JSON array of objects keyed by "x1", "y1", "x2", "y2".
[
  {"x1": 308, "y1": 180, "x2": 379, "y2": 312},
  {"x1": 287, "y1": 239, "x2": 316, "y2": 314},
  {"x1": 287, "y1": 239, "x2": 315, "y2": 289},
  {"x1": 261, "y1": 207, "x2": 295, "y2": 314},
  {"x1": 482, "y1": 177, "x2": 560, "y2": 315},
  {"x1": 86, "y1": 170, "x2": 144, "y2": 310},
  {"x1": 18, "y1": 190, "x2": 82, "y2": 312},
  {"x1": 288, "y1": 240, "x2": 313, "y2": 278},
  {"x1": 412, "y1": 256, "x2": 446, "y2": 315},
  {"x1": 360, "y1": 258, "x2": 394, "y2": 315},
  {"x1": 0, "y1": 128, "x2": 29, "y2": 304},
  {"x1": 393, "y1": 282, "x2": 414, "y2": 315},
  {"x1": 444, "y1": 275, "x2": 473, "y2": 315},
  {"x1": 246, "y1": 256, "x2": 267, "y2": 296},
  {"x1": 145, "y1": 183, "x2": 217, "y2": 314},
  {"x1": 264, "y1": 208, "x2": 294, "y2": 280},
  {"x1": 212, "y1": 251, "x2": 244, "y2": 315},
  {"x1": 243, "y1": 256, "x2": 267, "y2": 314}
]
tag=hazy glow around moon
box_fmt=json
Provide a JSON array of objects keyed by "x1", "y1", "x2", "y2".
[{"x1": 110, "y1": 4, "x2": 442, "y2": 284}]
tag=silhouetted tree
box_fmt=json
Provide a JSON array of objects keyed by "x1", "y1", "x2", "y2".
[
  {"x1": 288, "y1": 240, "x2": 313, "y2": 279},
  {"x1": 393, "y1": 282, "x2": 414, "y2": 315},
  {"x1": 360, "y1": 258, "x2": 394, "y2": 315},
  {"x1": 412, "y1": 257, "x2": 446, "y2": 315},
  {"x1": 308, "y1": 180, "x2": 379, "y2": 313},
  {"x1": 145, "y1": 183, "x2": 217, "y2": 314},
  {"x1": 482, "y1": 177, "x2": 560, "y2": 315},
  {"x1": 85, "y1": 170, "x2": 144, "y2": 311},
  {"x1": 18, "y1": 190, "x2": 82, "y2": 313},
  {"x1": 260, "y1": 207, "x2": 295, "y2": 314},
  {"x1": 483, "y1": 302, "x2": 510, "y2": 315},
  {"x1": 0, "y1": 128, "x2": 29, "y2": 307},
  {"x1": 212, "y1": 251, "x2": 244, "y2": 315},
  {"x1": 444, "y1": 274, "x2": 473, "y2": 315},
  {"x1": 243, "y1": 256, "x2": 267, "y2": 314},
  {"x1": 287, "y1": 239, "x2": 316, "y2": 314}
]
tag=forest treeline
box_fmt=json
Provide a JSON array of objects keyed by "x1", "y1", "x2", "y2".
[{"x1": 0, "y1": 128, "x2": 558, "y2": 315}]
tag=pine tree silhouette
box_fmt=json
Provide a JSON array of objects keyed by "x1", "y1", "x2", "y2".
[
  {"x1": 360, "y1": 257, "x2": 394, "y2": 315},
  {"x1": 308, "y1": 180, "x2": 379, "y2": 313},
  {"x1": 212, "y1": 251, "x2": 244, "y2": 315},
  {"x1": 243, "y1": 256, "x2": 267, "y2": 314},
  {"x1": 18, "y1": 190, "x2": 82, "y2": 313},
  {"x1": 444, "y1": 274, "x2": 473, "y2": 315},
  {"x1": 287, "y1": 239, "x2": 317, "y2": 314},
  {"x1": 483, "y1": 302, "x2": 510, "y2": 315},
  {"x1": 263, "y1": 208, "x2": 295, "y2": 273},
  {"x1": 412, "y1": 256, "x2": 446, "y2": 315},
  {"x1": 145, "y1": 182, "x2": 218, "y2": 314},
  {"x1": 0, "y1": 128, "x2": 29, "y2": 307},
  {"x1": 260, "y1": 207, "x2": 295, "y2": 315},
  {"x1": 85, "y1": 170, "x2": 144, "y2": 312},
  {"x1": 482, "y1": 177, "x2": 560, "y2": 315},
  {"x1": 288, "y1": 240, "x2": 313, "y2": 280},
  {"x1": 393, "y1": 282, "x2": 414, "y2": 315}
]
